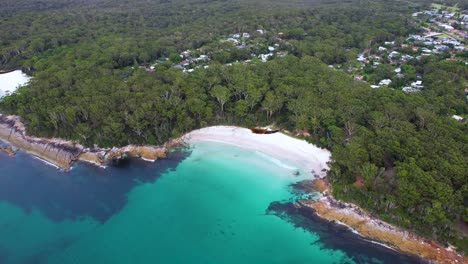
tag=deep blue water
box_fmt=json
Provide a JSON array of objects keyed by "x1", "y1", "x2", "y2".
[{"x1": 0, "y1": 143, "x2": 424, "y2": 264}]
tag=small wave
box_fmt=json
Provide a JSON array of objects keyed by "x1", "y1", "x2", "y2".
[
  {"x1": 365, "y1": 239, "x2": 398, "y2": 252},
  {"x1": 141, "y1": 157, "x2": 155, "y2": 162},
  {"x1": 255, "y1": 151, "x2": 298, "y2": 171},
  {"x1": 33, "y1": 156, "x2": 60, "y2": 169},
  {"x1": 334, "y1": 220, "x2": 360, "y2": 235}
]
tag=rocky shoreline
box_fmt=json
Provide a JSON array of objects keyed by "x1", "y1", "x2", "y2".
[
  {"x1": 0, "y1": 114, "x2": 168, "y2": 169},
  {"x1": 299, "y1": 179, "x2": 467, "y2": 264},
  {"x1": 1, "y1": 114, "x2": 466, "y2": 262}
]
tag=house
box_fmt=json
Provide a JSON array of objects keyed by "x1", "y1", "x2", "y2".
[
  {"x1": 402, "y1": 86, "x2": 420, "y2": 93},
  {"x1": 422, "y1": 48, "x2": 432, "y2": 53},
  {"x1": 394, "y1": 68, "x2": 401, "y2": 73},
  {"x1": 452, "y1": 115, "x2": 464, "y2": 121},
  {"x1": 242, "y1": 33, "x2": 250, "y2": 38},
  {"x1": 379, "y1": 79, "x2": 392, "y2": 86},
  {"x1": 357, "y1": 54, "x2": 366, "y2": 62},
  {"x1": 411, "y1": 80, "x2": 424, "y2": 89},
  {"x1": 385, "y1": 41, "x2": 395, "y2": 46},
  {"x1": 370, "y1": 85, "x2": 380, "y2": 89},
  {"x1": 180, "y1": 50, "x2": 191, "y2": 58},
  {"x1": 378, "y1": 46, "x2": 387, "y2": 51},
  {"x1": 231, "y1": 33, "x2": 240, "y2": 38},
  {"x1": 442, "y1": 39, "x2": 460, "y2": 46},
  {"x1": 408, "y1": 34, "x2": 424, "y2": 41},
  {"x1": 434, "y1": 45, "x2": 449, "y2": 52},
  {"x1": 259, "y1": 53, "x2": 273, "y2": 62},
  {"x1": 268, "y1": 46, "x2": 275, "y2": 52},
  {"x1": 257, "y1": 29, "x2": 264, "y2": 34},
  {"x1": 389, "y1": 51, "x2": 400, "y2": 58},
  {"x1": 402, "y1": 54, "x2": 414, "y2": 60}
]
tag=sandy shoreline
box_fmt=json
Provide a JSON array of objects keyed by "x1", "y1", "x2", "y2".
[{"x1": 183, "y1": 126, "x2": 331, "y2": 178}]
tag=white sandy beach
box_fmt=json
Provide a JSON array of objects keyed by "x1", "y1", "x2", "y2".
[
  {"x1": 183, "y1": 126, "x2": 331, "y2": 178},
  {"x1": 0, "y1": 70, "x2": 30, "y2": 97}
]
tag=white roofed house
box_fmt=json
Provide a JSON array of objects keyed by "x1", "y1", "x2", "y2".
[
  {"x1": 411, "y1": 80, "x2": 424, "y2": 90},
  {"x1": 389, "y1": 51, "x2": 400, "y2": 59},
  {"x1": 422, "y1": 48, "x2": 432, "y2": 54},
  {"x1": 180, "y1": 50, "x2": 191, "y2": 58},
  {"x1": 259, "y1": 53, "x2": 273, "y2": 62},
  {"x1": 379, "y1": 79, "x2": 392, "y2": 86},
  {"x1": 402, "y1": 54, "x2": 414, "y2": 60}
]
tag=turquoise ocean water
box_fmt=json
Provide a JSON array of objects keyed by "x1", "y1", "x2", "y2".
[{"x1": 0, "y1": 141, "x2": 422, "y2": 263}]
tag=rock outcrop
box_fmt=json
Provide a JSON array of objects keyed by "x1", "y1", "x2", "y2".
[
  {"x1": 0, "y1": 114, "x2": 83, "y2": 169},
  {"x1": 0, "y1": 114, "x2": 169, "y2": 169},
  {"x1": 0, "y1": 146, "x2": 15, "y2": 156},
  {"x1": 78, "y1": 145, "x2": 167, "y2": 167},
  {"x1": 295, "y1": 188, "x2": 467, "y2": 264}
]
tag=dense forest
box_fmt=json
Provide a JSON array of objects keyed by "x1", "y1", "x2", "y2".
[{"x1": 0, "y1": 0, "x2": 467, "y2": 254}]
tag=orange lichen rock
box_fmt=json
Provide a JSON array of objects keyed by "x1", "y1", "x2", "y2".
[{"x1": 299, "y1": 196, "x2": 467, "y2": 264}]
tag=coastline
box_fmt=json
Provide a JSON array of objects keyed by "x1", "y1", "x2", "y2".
[
  {"x1": 0, "y1": 116, "x2": 466, "y2": 262},
  {"x1": 0, "y1": 114, "x2": 167, "y2": 170},
  {"x1": 296, "y1": 179, "x2": 467, "y2": 264}
]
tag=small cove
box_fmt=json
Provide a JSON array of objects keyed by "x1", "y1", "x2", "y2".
[{"x1": 0, "y1": 141, "x2": 421, "y2": 263}]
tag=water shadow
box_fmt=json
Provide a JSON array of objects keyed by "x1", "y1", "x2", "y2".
[
  {"x1": 0, "y1": 148, "x2": 191, "y2": 223},
  {"x1": 267, "y1": 198, "x2": 426, "y2": 264}
]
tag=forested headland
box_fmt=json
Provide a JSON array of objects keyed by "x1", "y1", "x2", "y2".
[{"x1": 0, "y1": 0, "x2": 467, "y2": 254}]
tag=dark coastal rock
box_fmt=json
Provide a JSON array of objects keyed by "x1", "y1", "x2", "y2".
[
  {"x1": 250, "y1": 127, "x2": 279, "y2": 134},
  {"x1": 0, "y1": 115, "x2": 83, "y2": 169},
  {"x1": 0, "y1": 146, "x2": 15, "y2": 156}
]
